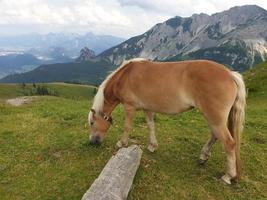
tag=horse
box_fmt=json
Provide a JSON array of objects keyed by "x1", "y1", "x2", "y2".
[{"x1": 88, "y1": 58, "x2": 246, "y2": 185}]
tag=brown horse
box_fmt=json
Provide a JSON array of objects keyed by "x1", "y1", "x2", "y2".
[{"x1": 88, "y1": 58, "x2": 246, "y2": 185}]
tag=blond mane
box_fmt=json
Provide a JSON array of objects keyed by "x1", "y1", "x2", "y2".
[{"x1": 88, "y1": 58, "x2": 146, "y2": 120}]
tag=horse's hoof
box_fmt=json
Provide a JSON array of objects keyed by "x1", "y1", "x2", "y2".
[
  {"x1": 199, "y1": 152, "x2": 210, "y2": 163},
  {"x1": 147, "y1": 144, "x2": 157, "y2": 152},
  {"x1": 198, "y1": 158, "x2": 208, "y2": 165},
  {"x1": 221, "y1": 174, "x2": 231, "y2": 185}
]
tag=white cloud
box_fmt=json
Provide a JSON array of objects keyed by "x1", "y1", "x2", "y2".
[
  {"x1": 118, "y1": 0, "x2": 193, "y2": 16},
  {"x1": 0, "y1": 0, "x2": 267, "y2": 38},
  {"x1": 118, "y1": 0, "x2": 267, "y2": 16}
]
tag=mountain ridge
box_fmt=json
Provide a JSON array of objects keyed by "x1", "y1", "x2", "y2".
[
  {"x1": 99, "y1": 5, "x2": 267, "y2": 70},
  {"x1": 0, "y1": 32, "x2": 125, "y2": 56}
]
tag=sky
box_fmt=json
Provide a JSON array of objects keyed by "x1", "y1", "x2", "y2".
[{"x1": 0, "y1": 0, "x2": 267, "y2": 38}]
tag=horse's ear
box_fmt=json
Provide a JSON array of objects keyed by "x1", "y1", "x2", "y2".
[
  {"x1": 90, "y1": 109, "x2": 96, "y2": 114},
  {"x1": 109, "y1": 116, "x2": 113, "y2": 124},
  {"x1": 90, "y1": 109, "x2": 96, "y2": 119}
]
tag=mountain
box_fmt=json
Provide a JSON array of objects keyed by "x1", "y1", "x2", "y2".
[
  {"x1": 0, "y1": 60, "x2": 115, "y2": 85},
  {"x1": 100, "y1": 5, "x2": 267, "y2": 71},
  {"x1": 0, "y1": 32, "x2": 125, "y2": 59},
  {"x1": 75, "y1": 47, "x2": 96, "y2": 63},
  {"x1": 0, "y1": 32, "x2": 124, "y2": 78},
  {"x1": 0, "y1": 53, "x2": 41, "y2": 78}
]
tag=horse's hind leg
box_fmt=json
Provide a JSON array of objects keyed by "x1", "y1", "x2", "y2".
[
  {"x1": 210, "y1": 124, "x2": 237, "y2": 184},
  {"x1": 144, "y1": 110, "x2": 158, "y2": 152},
  {"x1": 199, "y1": 134, "x2": 217, "y2": 164}
]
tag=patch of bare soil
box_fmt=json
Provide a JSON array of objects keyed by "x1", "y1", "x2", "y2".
[{"x1": 6, "y1": 96, "x2": 37, "y2": 106}]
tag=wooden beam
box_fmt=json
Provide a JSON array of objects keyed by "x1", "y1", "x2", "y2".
[{"x1": 82, "y1": 145, "x2": 143, "y2": 200}]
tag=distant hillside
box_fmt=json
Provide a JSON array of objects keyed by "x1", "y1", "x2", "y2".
[
  {"x1": 100, "y1": 5, "x2": 267, "y2": 71},
  {"x1": 0, "y1": 60, "x2": 115, "y2": 85},
  {"x1": 0, "y1": 53, "x2": 41, "y2": 78}
]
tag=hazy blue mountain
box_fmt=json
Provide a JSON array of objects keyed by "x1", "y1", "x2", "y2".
[
  {"x1": 0, "y1": 53, "x2": 41, "y2": 78},
  {"x1": 0, "y1": 32, "x2": 125, "y2": 58},
  {"x1": 0, "y1": 52, "x2": 73, "y2": 78}
]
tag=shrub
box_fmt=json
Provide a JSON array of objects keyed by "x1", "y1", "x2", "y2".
[{"x1": 21, "y1": 84, "x2": 58, "y2": 96}]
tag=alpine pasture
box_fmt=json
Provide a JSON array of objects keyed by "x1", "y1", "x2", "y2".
[{"x1": 0, "y1": 62, "x2": 266, "y2": 199}]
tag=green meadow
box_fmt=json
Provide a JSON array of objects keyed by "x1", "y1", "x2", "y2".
[{"x1": 0, "y1": 62, "x2": 266, "y2": 199}]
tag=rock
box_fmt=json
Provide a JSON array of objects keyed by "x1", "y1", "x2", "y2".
[
  {"x1": 76, "y1": 47, "x2": 96, "y2": 63},
  {"x1": 81, "y1": 145, "x2": 143, "y2": 200}
]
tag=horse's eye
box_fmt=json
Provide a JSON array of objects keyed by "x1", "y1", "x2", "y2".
[{"x1": 90, "y1": 121, "x2": 94, "y2": 126}]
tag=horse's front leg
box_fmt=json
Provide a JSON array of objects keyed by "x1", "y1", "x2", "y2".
[
  {"x1": 116, "y1": 104, "x2": 136, "y2": 148},
  {"x1": 144, "y1": 110, "x2": 158, "y2": 152}
]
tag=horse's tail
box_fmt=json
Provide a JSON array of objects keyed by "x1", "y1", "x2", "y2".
[{"x1": 228, "y1": 72, "x2": 246, "y2": 181}]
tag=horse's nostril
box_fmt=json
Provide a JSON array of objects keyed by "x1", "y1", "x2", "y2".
[
  {"x1": 90, "y1": 135, "x2": 101, "y2": 145},
  {"x1": 95, "y1": 135, "x2": 100, "y2": 141},
  {"x1": 95, "y1": 140, "x2": 101, "y2": 145}
]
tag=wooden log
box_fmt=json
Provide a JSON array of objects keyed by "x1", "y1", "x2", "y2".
[{"x1": 81, "y1": 145, "x2": 143, "y2": 200}]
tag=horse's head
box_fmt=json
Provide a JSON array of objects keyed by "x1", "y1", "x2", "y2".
[{"x1": 88, "y1": 109, "x2": 112, "y2": 145}]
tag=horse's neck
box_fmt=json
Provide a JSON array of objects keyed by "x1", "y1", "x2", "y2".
[
  {"x1": 103, "y1": 101, "x2": 118, "y2": 116},
  {"x1": 102, "y1": 84, "x2": 119, "y2": 116},
  {"x1": 101, "y1": 64, "x2": 127, "y2": 116}
]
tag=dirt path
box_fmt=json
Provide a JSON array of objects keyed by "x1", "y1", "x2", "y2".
[
  {"x1": 6, "y1": 96, "x2": 36, "y2": 106},
  {"x1": 49, "y1": 82, "x2": 97, "y2": 88}
]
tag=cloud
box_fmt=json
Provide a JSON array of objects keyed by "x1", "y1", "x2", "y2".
[
  {"x1": 118, "y1": 0, "x2": 267, "y2": 16},
  {"x1": 0, "y1": 0, "x2": 133, "y2": 37},
  {"x1": 0, "y1": 0, "x2": 267, "y2": 37},
  {"x1": 0, "y1": 0, "x2": 125, "y2": 25},
  {"x1": 118, "y1": 0, "x2": 193, "y2": 16}
]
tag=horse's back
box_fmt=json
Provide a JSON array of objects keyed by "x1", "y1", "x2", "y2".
[{"x1": 118, "y1": 60, "x2": 237, "y2": 115}]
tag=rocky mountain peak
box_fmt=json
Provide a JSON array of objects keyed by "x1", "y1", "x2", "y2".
[
  {"x1": 75, "y1": 47, "x2": 96, "y2": 63},
  {"x1": 211, "y1": 5, "x2": 267, "y2": 25},
  {"x1": 227, "y1": 5, "x2": 267, "y2": 15}
]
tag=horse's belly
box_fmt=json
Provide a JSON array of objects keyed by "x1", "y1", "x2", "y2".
[
  {"x1": 134, "y1": 94, "x2": 194, "y2": 114},
  {"x1": 145, "y1": 102, "x2": 192, "y2": 114}
]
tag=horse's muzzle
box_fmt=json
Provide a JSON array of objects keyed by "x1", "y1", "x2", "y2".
[{"x1": 90, "y1": 135, "x2": 101, "y2": 145}]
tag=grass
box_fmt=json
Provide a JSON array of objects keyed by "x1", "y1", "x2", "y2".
[
  {"x1": 244, "y1": 61, "x2": 267, "y2": 98},
  {"x1": 0, "y1": 64, "x2": 267, "y2": 199},
  {"x1": 0, "y1": 83, "x2": 96, "y2": 100}
]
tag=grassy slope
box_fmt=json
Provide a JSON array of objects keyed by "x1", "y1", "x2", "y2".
[
  {"x1": 0, "y1": 83, "x2": 96, "y2": 100},
  {"x1": 244, "y1": 61, "x2": 267, "y2": 98},
  {"x1": 0, "y1": 63, "x2": 266, "y2": 199}
]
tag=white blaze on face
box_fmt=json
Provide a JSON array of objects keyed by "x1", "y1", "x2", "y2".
[
  {"x1": 88, "y1": 111, "x2": 95, "y2": 141},
  {"x1": 88, "y1": 111, "x2": 93, "y2": 124}
]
